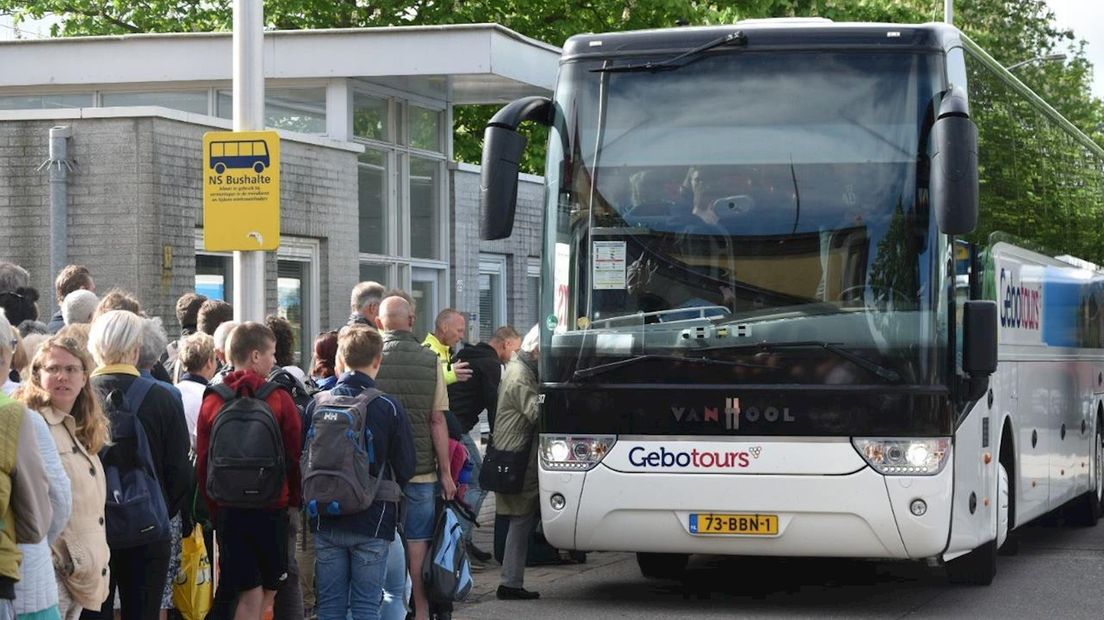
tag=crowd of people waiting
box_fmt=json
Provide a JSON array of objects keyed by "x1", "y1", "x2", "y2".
[{"x1": 0, "y1": 261, "x2": 544, "y2": 620}]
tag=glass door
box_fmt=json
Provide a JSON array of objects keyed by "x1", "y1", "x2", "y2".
[{"x1": 411, "y1": 267, "x2": 441, "y2": 341}]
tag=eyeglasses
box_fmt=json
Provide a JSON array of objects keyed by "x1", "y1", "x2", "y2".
[{"x1": 42, "y1": 365, "x2": 84, "y2": 377}]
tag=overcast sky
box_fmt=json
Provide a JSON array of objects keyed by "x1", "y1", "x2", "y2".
[{"x1": 1047, "y1": 0, "x2": 1104, "y2": 99}]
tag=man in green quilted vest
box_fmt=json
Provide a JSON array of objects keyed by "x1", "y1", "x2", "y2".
[{"x1": 373, "y1": 295, "x2": 455, "y2": 620}]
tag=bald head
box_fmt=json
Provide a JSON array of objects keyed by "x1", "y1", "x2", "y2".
[{"x1": 377, "y1": 296, "x2": 414, "y2": 332}]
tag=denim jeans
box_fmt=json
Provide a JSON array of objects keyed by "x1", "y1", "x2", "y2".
[
  {"x1": 314, "y1": 528, "x2": 390, "y2": 620},
  {"x1": 460, "y1": 431, "x2": 488, "y2": 543},
  {"x1": 379, "y1": 532, "x2": 409, "y2": 620}
]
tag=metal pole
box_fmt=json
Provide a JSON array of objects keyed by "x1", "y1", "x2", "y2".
[
  {"x1": 944, "y1": 0, "x2": 953, "y2": 24},
  {"x1": 47, "y1": 126, "x2": 71, "y2": 289},
  {"x1": 232, "y1": 0, "x2": 266, "y2": 323}
]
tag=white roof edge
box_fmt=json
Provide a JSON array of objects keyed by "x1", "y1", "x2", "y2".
[
  {"x1": 0, "y1": 23, "x2": 561, "y2": 53},
  {"x1": 0, "y1": 106, "x2": 365, "y2": 153},
  {"x1": 0, "y1": 24, "x2": 560, "y2": 91}
]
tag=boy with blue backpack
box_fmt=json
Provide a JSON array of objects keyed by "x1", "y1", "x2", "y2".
[{"x1": 303, "y1": 325, "x2": 415, "y2": 620}]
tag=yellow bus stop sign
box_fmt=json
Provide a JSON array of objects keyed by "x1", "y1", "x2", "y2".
[{"x1": 203, "y1": 130, "x2": 280, "y2": 251}]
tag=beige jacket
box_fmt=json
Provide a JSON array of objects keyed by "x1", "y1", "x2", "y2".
[
  {"x1": 492, "y1": 355, "x2": 540, "y2": 517},
  {"x1": 40, "y1": 406, "x2": 110, "y2": 609}
]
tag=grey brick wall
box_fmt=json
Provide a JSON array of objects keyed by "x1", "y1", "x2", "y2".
[
  {"x1": 450, "y1": 165, "x2": 544, "y2": 338},
  {"x1": 0, "y1": 116, "x2": 358, "y2": 337}
]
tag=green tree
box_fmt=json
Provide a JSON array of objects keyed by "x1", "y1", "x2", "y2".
[{"x1": 3, "y1": 0, "x2": 1100, "y2": 170}]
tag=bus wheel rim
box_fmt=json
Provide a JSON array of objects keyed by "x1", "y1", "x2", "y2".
[{"x1": 1096, "y1": 426, "x2": 1102, "y2": 502}]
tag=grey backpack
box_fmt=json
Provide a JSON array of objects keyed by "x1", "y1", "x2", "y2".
[{"x1": 301, "y1": 389, "x2": 402, "y2": 517}]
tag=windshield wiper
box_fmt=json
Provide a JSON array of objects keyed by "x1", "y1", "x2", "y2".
[
  {"x1": 702, "y1": 341, "x2": 902, "y2": 383},
  {"x1": 591, "y1": 31, "x2": 748, "y2": 74},
  {"x1": 573, "y1": 353, "x2": 772, "y2": 381}
]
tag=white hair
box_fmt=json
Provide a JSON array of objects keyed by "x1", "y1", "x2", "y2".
[
  {"x1": 213, "y1": 320, "x2": 239, "y2": 353},
  {"x1": 88, "y1": 309, "x2": 144, "y2": 367},
  {"x1": 520, "y1": 324, "x2": 540, "y2": 355},
  {"x1": 0, "y1": 308, "x2": 14, "y2": 360},
  {"x1": 61, "y1": 289, "x2": 99, "y2": 325},
  {"x1": 137, "y1": 316, "x2": 169, "y2": 370}
]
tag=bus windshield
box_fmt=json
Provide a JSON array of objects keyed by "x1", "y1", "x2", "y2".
[{"x1": 543, "y1": 50, "x2": 948, "y2": 387}]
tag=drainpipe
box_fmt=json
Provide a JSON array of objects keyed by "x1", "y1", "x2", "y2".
[{"x1": 38, "y1": 126, "x2": 74, "y2": 290}]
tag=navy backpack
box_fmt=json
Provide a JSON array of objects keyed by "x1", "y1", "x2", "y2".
[{"x1": 100, "y1": 377, "x2": 171, "y2": 549}]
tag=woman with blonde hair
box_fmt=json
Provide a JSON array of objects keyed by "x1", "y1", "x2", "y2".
[
  {"x1": 19, "y1": 333, "x2": 111, "y2": 619},
  {"x1": 85, "y1": 310, "x2": 192, "y2": 620}
]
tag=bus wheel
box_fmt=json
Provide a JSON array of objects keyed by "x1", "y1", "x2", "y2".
[
  {"x1": 945, "y1": 539, "x2": 997, "y2": 586},
  {"x1": 997, "y1": 461, "x2": 1019, "y2": 556},
  {"x1": 1067, "y1": 421, "x2": 1103, "y2": 527},
  {"x1": 214, "y1": 162, "x2": 226, "y2": 174},
  {"x1": 253, "y1": 161, "x2": 266, "y2": 173},
  {"x1": 996, "y1": 463, "x2": 1010, "y2": 550},
  {"x1": 636, "y1": 552, "x2": 688, "y2": 580}
]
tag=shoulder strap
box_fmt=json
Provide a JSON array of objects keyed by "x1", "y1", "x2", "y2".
[
  {"x1": 124, "y1": 377, "x2": 156, "y2": 413},
  {"x1": 354, "y1": 387, "x2": 384, "y2": 408},
  {"x1": 255, "y1": 381, "x2": 282, "y2": 401},
  {"x1": 205, "y1": 382, "x2": 235, "y2": 402}
]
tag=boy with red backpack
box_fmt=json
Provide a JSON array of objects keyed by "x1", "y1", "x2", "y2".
[{"x1": 196, "y1": 321, "x2": 302, "y2": 620}]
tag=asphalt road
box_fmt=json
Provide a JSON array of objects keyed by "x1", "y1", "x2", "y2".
[{"x1": 456, "y1": 516, "x2": 1104, "y2": 619}]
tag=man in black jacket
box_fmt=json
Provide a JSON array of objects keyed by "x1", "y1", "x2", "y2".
[{"x1": 447, "y1": 325, "x2": 521, "y2": 561}]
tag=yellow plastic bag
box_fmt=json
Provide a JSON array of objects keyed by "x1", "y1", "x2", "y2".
[{"x1": 173, "y1": 525, "x2": 213, "y2": 620}]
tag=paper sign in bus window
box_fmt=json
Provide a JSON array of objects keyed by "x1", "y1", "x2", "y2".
[{"x1": 593, "y1": 241, "x2": 627, "y2": 290}]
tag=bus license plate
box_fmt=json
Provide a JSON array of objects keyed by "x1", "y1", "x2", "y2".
[{"x1": 689, "y1": 513, "x2": 778, "y2": 536}]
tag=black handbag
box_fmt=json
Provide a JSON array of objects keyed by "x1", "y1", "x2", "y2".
[{"x1": 479, "y1": 440, "x2": 531, "y2": 494}]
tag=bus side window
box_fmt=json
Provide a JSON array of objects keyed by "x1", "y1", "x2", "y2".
[
  {"x1": 211, "y1": 143, "x2": 225, "y2": 157},
  {"x1": 241, "y1": 142, "x2": 253, "y2": 157},
  {"x1": 255, "y1": 141, "x2": 267, "y2": 156},
  {"x1": 226, "y1": 142, "x2": 239, "y2": 157}
]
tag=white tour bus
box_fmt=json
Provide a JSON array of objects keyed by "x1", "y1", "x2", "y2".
[{"x1": 479, "y1": 19, "x2": 1104, "y2": 585}]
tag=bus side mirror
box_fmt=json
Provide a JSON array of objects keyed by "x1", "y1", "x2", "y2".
[
  {"x1": 963, "y1": 300, "x2": 997, "y2": 376},
  {"x1": 930, "y1": 86, "x2": 979, "y2": 236},
  {"x1": 480, "y1": 96, "x2": 553, "y2": 241}
]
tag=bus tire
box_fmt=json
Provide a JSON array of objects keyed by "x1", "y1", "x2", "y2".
[
  {"x1": 945, "y1": 539, "x2": 996, "y2": 586},
  {"x1": 214, "y1": 162, "x2": 226, "y2": 174},
  {"x1": 1067, "y1": 421, "x2": 1103, "y2": 527},
  {"x1": 636, "y1": 552, "x2": 688, "y2": 580},
  {"x1": 253, "y1": 161, "x2": 265, "y2": 173}
]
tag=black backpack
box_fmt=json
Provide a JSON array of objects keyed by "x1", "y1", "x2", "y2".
[
  {"x1": 100, "y1": 377, "x2": 171, "y2": 549},
  {"x1": 205, "y1": 382, "x2": 286, "y2": 509},
  {"x1": 268, "y1": 366, "x2": 316, "y2": 414}
]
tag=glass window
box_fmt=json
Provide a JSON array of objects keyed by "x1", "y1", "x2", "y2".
[
  {"x1": 527, "y1": 273, "x2": 541, "y2": 331},
  {"x1": 0, "y1": 93, "x2": 92, "y2": 110},
  {"x1": 353, "y1": 92, "x2": 389, "y2": 142},
  {"x1": 479, "y1": 255, "x2": 507, "y2": 341},
  {"x1": 101, "y1": 90, "x2": 208, "y2": 115},
  {"x1": 411, "y1": 268, "x2": 440, "y2": 340},
  {"x1": 358, "y1": 150, "x2": 388, "y2": 255},
  {"x1": 409, "y1": 105, "x2": 442, "y2": 152},
  {"x1": 217, "y1": 88, "x2": 326, "y2": 134},
  {"x1": 359, "y1": 263, "x2": 390, "y2": 288},
  {"x1": 277, "y1": 260, "x2": 308, "y2": 368},
  {"x1": 409, "y1": 157, "x2": 441, "y2": 259},
  {"x1": 195, "y1": 254, "x2": 232, "y2": 301},
  {"x1": 478, "y1": 273, "x2": 497, "y2": 342}
]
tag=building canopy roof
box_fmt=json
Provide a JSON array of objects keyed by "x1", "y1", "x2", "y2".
[{"x1": 0, "y1": 23, "x2": 560, "y2": 104}]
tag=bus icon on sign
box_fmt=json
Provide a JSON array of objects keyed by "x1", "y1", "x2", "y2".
[{"x1": 209, "y1": 139, "x2": 270, "y2": 174}]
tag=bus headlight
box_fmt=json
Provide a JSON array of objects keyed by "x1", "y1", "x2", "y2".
[
  {"x1": 540, "y1": 434, "x2": 617, "y2": 471},
  {"x1": 851, "y1": 437, "x2": 951, "y2": 475}
]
